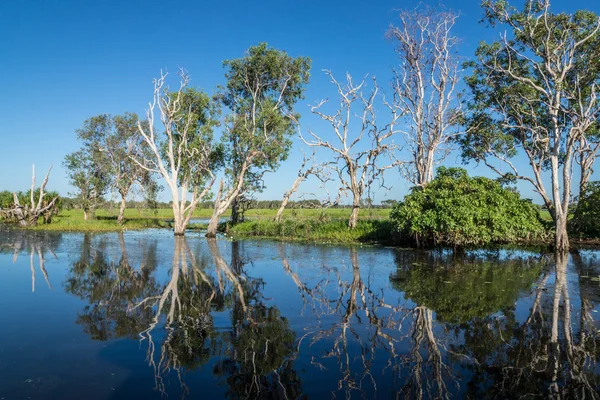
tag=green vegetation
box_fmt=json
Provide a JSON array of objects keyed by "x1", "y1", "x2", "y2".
[
  {"x1": 228, "y1": 218, "x2": 394, "y2": 244},
  {"x1": 390, "y1": 168, "x2": 545, "y2": 248},
  {"x1": 571, "y1": 182, "x2": 600, "y2": 239},
  {"x1": 208, "y1": 42, "x2": 311, "y2": 235},
  {"x1": 391, "y1": 257, "x2": 544, "y2": 323}
]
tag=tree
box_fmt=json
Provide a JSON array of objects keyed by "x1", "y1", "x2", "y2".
[
  {"x1": 96, "y1": 113, "x2": 157, "y2": 225},
  {"x1": 0, "y1": 165, "x2": 60, "y2": 227},
  {"x1": 390, "y1": 167, "x2": 545, "y2": 248},
  {"x1": 206, "y1": 43, "x2": 311, "y2": 237},
  {"x1": 387, "y1": 5, "x2": 462, "y2": 186},
  {"x1": 134, "y1": 69, "x2": 220, "y2": 236},
  {"x1": 460, "y1": 0, "x2": 600, "y2": 251},
  {"x1": 302, "y1": 71, "x2": 400, "y2": 228},
  {"x1": 570, "y1": 181, "x2": 600, "y2": 238},
  {"x1": 274, "y1": 151, "x2": 330, "y2": 223},
  {"x1": 64, "y1": 117, "x2": 112, "y2": 220}
]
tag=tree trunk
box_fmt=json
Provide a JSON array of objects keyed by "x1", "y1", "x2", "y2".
[
  {"x1": 117, "y1": 194, "x2": 127, "y2": 225},
  {"x1": 555, "y1": 215, "x2": 569, "y2": 253},
  {"x1": 172, "y1": 204, "x2": 186, "y2": 236},
  {"x1": 83, "y1": 209, "x2": 90, "y2": 221},
  {"x1": 230, "y1": 197, "x2": 240, "y2": 224},
  {"x1": 206, "y1": 215, "x2": 219, "y2": 238},
  {"x1": 348, "y1": 194, "x2": 361, "y2": 229},
  {"x1": 275, "y1": 195, "x2": 290, "y2": 223}
]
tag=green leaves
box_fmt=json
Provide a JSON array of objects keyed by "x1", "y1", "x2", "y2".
[
  {"x1": 218, "y1": 43, "x2": 311, "y2": 191},
  {"x1": 571, "y1": 181, "x2": 600, "y2": 238},
  {"x1": 390, "y1": 167, "x2": 545, "y2": 248}
]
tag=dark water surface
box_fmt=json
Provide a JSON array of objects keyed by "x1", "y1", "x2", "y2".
[{"x1": 1, "y1": 229, "x2": 599, "y2": 399}]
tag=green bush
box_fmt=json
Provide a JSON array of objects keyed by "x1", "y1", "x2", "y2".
[
  {"x1": 571, "y1": 182, "x2": 600, "y2": 239},
  {"x1": 390, "y1": 167, "x2": 545, "y2": 248}
]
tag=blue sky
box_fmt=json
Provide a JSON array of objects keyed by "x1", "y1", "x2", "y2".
[{"x1": 1, "y1": 0, "x2": 598, "y2": 204}]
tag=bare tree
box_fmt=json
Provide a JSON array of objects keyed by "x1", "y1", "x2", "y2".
[
  {"x1": 274, "y1": 151, "x2": 331, "y2": 223},
  {"x1": 462, "y1": 1, "x2": 600, "y2": 251},
  {"x1": 133, "y1": 69, "x2": 218, "y2": 236},
  {"x1": 302, "y1": 71, "x2": 400, "y2": 228},
  {"x1": 387, "y1": 5, "x2": 462, "y2": 186},
  {"x1": 0, "y1": 165, "x2": 59, "y2": 227}
]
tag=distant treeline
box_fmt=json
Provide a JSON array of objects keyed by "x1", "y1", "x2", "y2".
[{"x1": 53, "y1": 197, "x2": 401, "y2": 211}]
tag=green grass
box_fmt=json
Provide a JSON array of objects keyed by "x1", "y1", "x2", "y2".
[
  {"x1": 28, "y1": 209, "x2": 169, "y2": 232},
  {"x1": 227, "y1": 218, "x2": 396, "y2": 245},
  {"x1": 7, "y1": 207, "x2": 391, "y2": 236}
]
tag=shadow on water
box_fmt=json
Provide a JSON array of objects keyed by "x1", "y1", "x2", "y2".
[{"x1": 2, "y1": 229, "x2": 600, "y2": 399}]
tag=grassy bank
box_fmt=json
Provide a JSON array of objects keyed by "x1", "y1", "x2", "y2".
[
  {"x1": 227, "y1": 219, "x2": 396, "y2": 244},
  {"x1": 6, "y1": 208, "x2": 391, "y2": 236}
]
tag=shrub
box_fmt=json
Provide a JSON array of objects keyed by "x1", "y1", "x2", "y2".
[
  {"x1": 571, "y1": 182, "x2": 600, "y2": 239},
  {"x1": 390, "y1": 167, "x2": 545, "y2": 248}
]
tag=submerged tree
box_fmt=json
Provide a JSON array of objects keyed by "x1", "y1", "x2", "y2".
[
  {"x1": 461, "y1": 0, "x2": 600, "y2": 251},
  {"x1": 303, "y1": 71, "x2": 400, "y2": 228},
  {"x1": 134, "y1": 69, "x2": 220, "y2": 236},
  {"x1": 206, "y1": 43, "x2": 311, "y2": 236},
  {"x1": 387, "y1": 5, "x2": 462, "y2": 186}
]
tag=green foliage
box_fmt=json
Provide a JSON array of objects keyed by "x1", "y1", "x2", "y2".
[
  {"x1": 63, "y1": 115, "x2": 113, "y2": 216},
  {"x1": 460, "y1": 1, "x2": 600, "y2": 236},
  {"x1": 229, "y1": 218, "x2": 395, "y2": 244},
  {"x1": 164, "y1": 87, "x2": 221, "y2": 188},
  {"x1": 571, "y1": 182, "x2": 600, "y2": 238},
  {"x1": 217, "y1": 42, "x2": 311, "y2": 196},
  {"x1": 390, "y1": 167, "x2": 545, "y2": 248},
  {"x1": 391, "y1": 254, "x2": 544, "y2": 323}
]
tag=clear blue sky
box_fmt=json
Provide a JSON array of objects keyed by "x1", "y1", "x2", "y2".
[{"x1": 1, "y1": 0, "x2": 598, "y2": 204}]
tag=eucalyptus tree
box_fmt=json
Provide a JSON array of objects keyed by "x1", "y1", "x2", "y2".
[
  {"x1": 98, "y1": 113, "x2": 157, "y2": 225},
  {"x1": 302, "y1": 71, "x2": 400, "y2": 229},
  {"x1": 206, "y1": 43, "x2": 311, "y2": 237},
  {"x1": 461, "y1": 0, "x2": 600, "y2": 251},
  {"x1": 64, "y1": 116, "x2": 112, "y2": 220},
  {"x1": 133, "y1": 69, "x2": 220, "y2": 236},
  {"x1": 387, "y1": 5, "x2": 462, "y2": 186}
]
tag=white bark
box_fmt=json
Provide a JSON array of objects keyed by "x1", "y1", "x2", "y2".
[
  {"x1": 132, "y1": 69, "x2": 215, "y2": 236},
  {"x1": 388, "y1": 6, "x2": 462, "y2": 187},
  {"x1": 472, "y1": 3, "x2": 600, "y2": 251},
  {"x1": 302, "y1": 71, "x2": 400, "y2": 229},
  {"x1": 0, "y1": 165, "x2": 59, "y2": 227}
]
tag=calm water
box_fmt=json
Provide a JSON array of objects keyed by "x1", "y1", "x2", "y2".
[{"x1": 1, "y1": 229, "x2": 599, "y2": 399}]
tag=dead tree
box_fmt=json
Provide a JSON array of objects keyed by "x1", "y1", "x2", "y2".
[
  {"x1": 0, "y1": 165, "x2": 59, "y2": 227},
  {"x1": 302, "y1": 71, "x2": 400, "y2": 229},
  {"x1": 387, "y1": 5, "x2": 462, "y2": 186},
  {"x1": 274, "y1": 151, "x2": 330, "y2": 223}
]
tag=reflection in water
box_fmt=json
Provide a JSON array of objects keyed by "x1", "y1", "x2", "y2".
[
  {"x1": 65, "y1": 233, "x2": 160, "y2": 341},
  {"x1": 0, "y1": 230, "x2": 61, "y2": 292},
  {"x1": 4, "y1": 229, "x2": 600, "y2": 398},
  {"x1": 66, "y1": 235, "x2": 300, "y2": 398}
]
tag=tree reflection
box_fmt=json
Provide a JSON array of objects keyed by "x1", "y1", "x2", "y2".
[
  {"x1": 65, "y1": 232, "x2": 160, "y2": 340},
  {"x1": 0, "y1": 230, "x2": 61, "y2": 292},
  {"x1": 279, "y1": 244, "x2": 404, "y2": 399},
  {"x1": 211, "y1": 240, "x2": 302, "y2": 400},
  {"x1": 452, "y1": 253, "x2": 600, "y2": 398},
  {"x1": 390, "y1": 251, "x2": 547, "y2": 399}
]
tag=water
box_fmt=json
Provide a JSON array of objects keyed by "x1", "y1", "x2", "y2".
[{"x1": 0, "y1": 229, "x2": 599, "y2": 399}]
